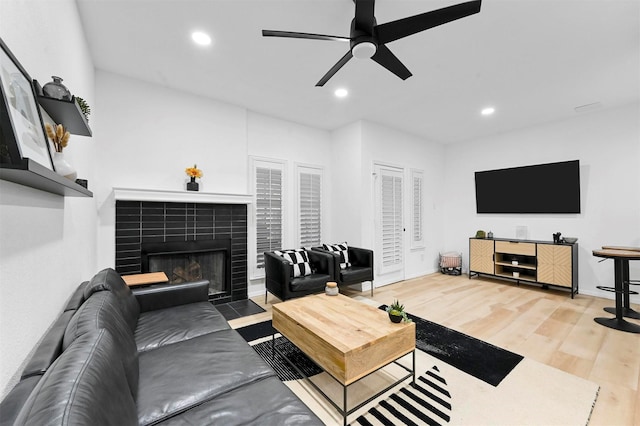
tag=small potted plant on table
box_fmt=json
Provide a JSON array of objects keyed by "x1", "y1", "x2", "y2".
[{"x1": 386, "y1": 300, "x2": 412, "y2": 323}]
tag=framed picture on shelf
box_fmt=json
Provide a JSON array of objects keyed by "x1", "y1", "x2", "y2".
[{"x1": 0, "y1": 37, "x2": 53, "y2": 171}]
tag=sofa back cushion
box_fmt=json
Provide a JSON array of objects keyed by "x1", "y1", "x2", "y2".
[
  {"x1": 64, "y1": 291, "x2": 139, "y2": 398},
  {"x1": 13, "y1": 329, "x2": 138, "y2": 426},
  {"x1": 84, "y1": 268, "x2": 139, "y2": 332}
]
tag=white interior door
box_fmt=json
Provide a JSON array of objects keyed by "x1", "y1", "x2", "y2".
[{"x1": 375, "y1": 164, "x2": 405, "y2": 278}]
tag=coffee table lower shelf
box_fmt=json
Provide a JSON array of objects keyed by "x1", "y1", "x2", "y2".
[{"x1": 272, "y1": 334, "x2": 415, "y2": 426}]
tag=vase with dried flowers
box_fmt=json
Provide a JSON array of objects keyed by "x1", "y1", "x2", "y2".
[
  {"x1": 45, "y1": 123, "x2": 77, "y2": 180},
  {"x1": 185, "y1": 164, "x2": 203, "y2": 191}
]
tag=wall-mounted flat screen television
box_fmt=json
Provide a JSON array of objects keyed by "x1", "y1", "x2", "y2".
[{"x1": 475, "y1": 160, "x2": 581, "y2": 214}]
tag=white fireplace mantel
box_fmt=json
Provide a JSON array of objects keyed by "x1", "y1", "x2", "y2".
[{"x1": 113, "y1": 187, "x2": 253, "y2": 204}]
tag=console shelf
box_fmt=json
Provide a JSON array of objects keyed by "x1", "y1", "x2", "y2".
[{"x1": 469, "y1": 237, "x2": 578, "y2": 298}]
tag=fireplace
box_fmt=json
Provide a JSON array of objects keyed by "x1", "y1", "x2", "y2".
[
  {"x1": 141, "y1": 240, "x2": 231, "y2": 298},
  {"x1": 114, "y1": 199, "x2": 248, "y2": 304}
]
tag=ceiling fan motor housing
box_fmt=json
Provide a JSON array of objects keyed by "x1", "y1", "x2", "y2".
[{"x1": 350, "y1": 17, "x2": 378, "y2": 58}]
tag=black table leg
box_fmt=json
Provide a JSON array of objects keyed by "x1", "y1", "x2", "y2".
[
  {"x1": 595, "y1": 259, "x2": 640, "y2": 333},
  {"x1": 603, "y1": 259, "x2": 640, "y2": 319}
]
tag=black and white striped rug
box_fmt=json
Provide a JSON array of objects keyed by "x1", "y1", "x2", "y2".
[{"x1": 350, "y1": 365, "x2": 451, "y2": 426}]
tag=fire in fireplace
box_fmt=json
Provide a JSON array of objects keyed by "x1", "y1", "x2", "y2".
[{"x1": 141, "y1": 240, "x2": 231, "y2": 299}]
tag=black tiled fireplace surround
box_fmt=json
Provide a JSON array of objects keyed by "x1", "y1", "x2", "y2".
[{"x1": 115, "y1": 200, "x2": 248, "y2": 304}]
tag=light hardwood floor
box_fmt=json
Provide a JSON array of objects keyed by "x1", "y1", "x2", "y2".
[{"x1": 230, "y1": 273, "x2": 640, "y2": 425}]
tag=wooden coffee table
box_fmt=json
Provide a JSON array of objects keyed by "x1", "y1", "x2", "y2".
[{"x1": 272, "y1": 293, "x2": 416, "y2": 425}]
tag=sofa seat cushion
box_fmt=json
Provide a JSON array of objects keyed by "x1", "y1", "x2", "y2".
[
  {"x1": 13, "y1": 330, "x2": 138, "y2": 426},
  {"x1": 157, "y1": 376, "x2": 322, "y2": 425},
  {"x1": 135, "y1": 301, "x2": 230, "y2": 352},
  {"x1": 340, "y1": 266, "x2": 372, "y2": 284},
  {"x1": 289, "y1": 273, "x2": 331, "y2": 293},
  {"x1": 136, "y1": 329, "x2": 275, "y2": 426}
]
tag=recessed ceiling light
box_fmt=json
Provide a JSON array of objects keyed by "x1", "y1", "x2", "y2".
[
  {"x1": 334, "y1": 88, "x2": 348, "y2": 98},
  {"x1": 191, "y1": 31, "x2": 212, "y2": 46},
  {"x1": 481, "y1": 107, "x2": 495, "y2": 116}
]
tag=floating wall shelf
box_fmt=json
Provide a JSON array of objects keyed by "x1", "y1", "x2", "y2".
[
  {"x1": 0, "y1": 158, "x2": 92, "y2": 197},
  {"x1": 36, "y1": 93, "x2": 92, "y2": 136}
]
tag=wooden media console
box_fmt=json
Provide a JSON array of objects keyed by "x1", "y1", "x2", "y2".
[{"x1": 469, "y1": 237, "x2": 578, "y2": 297}]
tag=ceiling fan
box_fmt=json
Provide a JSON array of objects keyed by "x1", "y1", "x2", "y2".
[{"x1": 262, "y1": 0, "x2": 482, "y2": 87}]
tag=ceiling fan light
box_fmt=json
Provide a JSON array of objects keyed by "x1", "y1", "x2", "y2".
[{"x1": 352, "y1": 41, "x2": 377, "y2": 59}]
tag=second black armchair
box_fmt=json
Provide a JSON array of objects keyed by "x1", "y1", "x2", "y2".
[
  {"x1": 264, "y1": 249, "x2": 334, "y2": 302},
  {"x1": 313, "y1": 243, "x2": 374, "y2": 296}
]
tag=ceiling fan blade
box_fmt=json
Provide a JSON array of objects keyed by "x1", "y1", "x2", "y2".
[
  {"x1": 371, "y1": 45, "x2": 412, "y2": 80},
  {"x1": 262, "y1": 30, "x2": 350, "y2": 42},
  {"x1": 354, "y1": 0, "x2": 376, "y2": 31},
  {"x1": 316, "y1": 50, "x2": 353, "y2": 87},
  {"x1": 374, "y1": 0, "x2": 482, "y2": 44}
]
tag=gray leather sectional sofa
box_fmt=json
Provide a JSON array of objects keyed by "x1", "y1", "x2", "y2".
[{"x1": 0, "y1": 268, "x2": 321, "y2": 425}]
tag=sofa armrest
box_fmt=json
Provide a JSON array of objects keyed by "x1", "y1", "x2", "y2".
[
  {"x1": 133, "y1": 280, "x2": 210, "y2": 312},
  {"x1": 264, "y1": 252, "x2": 292, "y2": 280},
  {"x1": 20, "y1": 310, "x2": 75, "y2": 379},
  {"x1": 264, "y1": 252, "x2": 294, "y2": 301}
]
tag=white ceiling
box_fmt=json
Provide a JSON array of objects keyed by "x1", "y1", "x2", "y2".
[{"x1": 76, "y1": 0, "x2": 639, "y2": 143}]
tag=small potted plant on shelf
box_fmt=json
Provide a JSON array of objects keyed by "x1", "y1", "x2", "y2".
[{"x1": 386, "y1": 300, "x2": 412, "y2": 323}]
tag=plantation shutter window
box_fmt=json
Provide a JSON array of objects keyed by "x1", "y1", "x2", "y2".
[
  {"x1": 255, "y1": 164, "x2": 283, "y2": 271},
  {"x1": 298, "y1": 167, "x2": 322, "y2": 247},
  {"x1": 380, "y1": 167, "x2": 403, "y2": 273},
  {"x1": 411, "y1": 169, "x2": 424, "y2": 249}
]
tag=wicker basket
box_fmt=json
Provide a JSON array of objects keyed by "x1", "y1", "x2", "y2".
[{"x1": 439, "y1": 252, "x2": 462, "y2": 275}]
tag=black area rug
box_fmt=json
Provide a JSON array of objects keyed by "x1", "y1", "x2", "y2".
[
  {"x1": 236, "y1": 309, "x2": 523, "y2": 386},
  {"x1": 379, "y1": 305, "x2": 523, "y2": 386}
]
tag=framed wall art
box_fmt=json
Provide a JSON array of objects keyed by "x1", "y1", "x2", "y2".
[{"x1": 0, "y1": 37, "x2": 53, "y2": 171}]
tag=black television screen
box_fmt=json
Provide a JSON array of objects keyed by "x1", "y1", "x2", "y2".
[{"x1": 475, "y1": 160, "x2": 581, "y2": 214}]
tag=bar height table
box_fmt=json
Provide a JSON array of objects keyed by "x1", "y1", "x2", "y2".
[
  {"x1": 601, "y1": 246, "x2": 640, "y2": 320},
  {"x1": 593, "y1": 248, "x2": 640, "y2": 333}
]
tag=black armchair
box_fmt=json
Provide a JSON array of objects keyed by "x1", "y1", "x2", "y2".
[
  {"x1": 264, "y1": 249, "x2": 335, "y2": 302},
  {"x1": 313, "y1": 245, "x2": 374, "y2": 296}
]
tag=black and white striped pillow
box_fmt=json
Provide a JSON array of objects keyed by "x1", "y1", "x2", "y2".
[
  {"x1": 323, "y1": 242, "x2": 351, "y2": 269},
  {"x1": 274, "y1": 249, "x2": 313, "y2": 278}
]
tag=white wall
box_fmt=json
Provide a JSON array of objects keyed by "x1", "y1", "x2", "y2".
[
  {"x1": 329, "y1": 121, "x2": 446, "y2": 288},
  {"x1": 93, "y1": 72, "x2": 335, "y2": 298},
  {"x1": 94, "y1": 71, "x2": 249, "y2": 270},
  {"x1": 361, "y1": 121, "x2": 446, "y2": 284},
  {"x1": 0, "y1": 0, "x2": 96, "y2": 397},
  {"x1": 443, "y1": 102, "x2": 640, "y2": 301},
  {"x1": 246, "y1": 111, "x2": 333, "y2": 296},
  {"x1": 330, "y1": 122, "x2": 363, "y2": 244}
]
